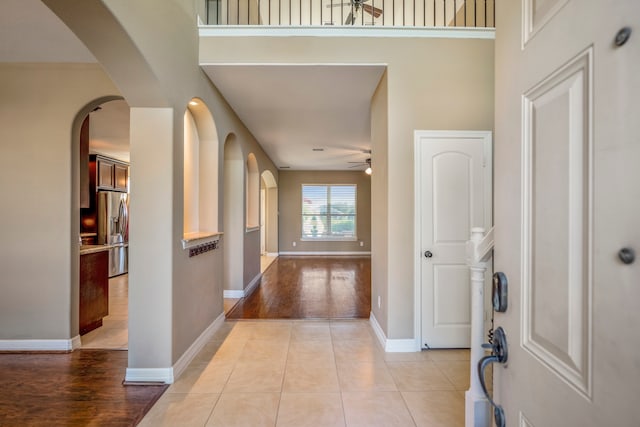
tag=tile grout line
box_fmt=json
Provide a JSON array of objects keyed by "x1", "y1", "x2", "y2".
[{"x1": 330, "y1": 323, "x2": 350, "y2": 427}]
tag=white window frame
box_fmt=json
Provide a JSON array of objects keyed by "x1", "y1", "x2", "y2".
[{"x1": 301, "y1": 184, "x2": 357, "y2": 241}]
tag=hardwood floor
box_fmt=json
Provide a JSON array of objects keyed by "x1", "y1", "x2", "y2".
[
  {"x1": 0, "y1": 350, "x2": 167, "y2": 426},
  {"x1": 226, "y1": 256, "x2": 371, "y2": 319}
]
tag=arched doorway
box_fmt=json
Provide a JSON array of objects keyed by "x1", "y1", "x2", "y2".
[{"x1": 74, "y1": 97, "x2": 131, "y2": 350}]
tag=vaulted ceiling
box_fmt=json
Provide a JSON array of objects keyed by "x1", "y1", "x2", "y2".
[{"x1": 1, "y1": 0, "x2": 382, "y2": 170}]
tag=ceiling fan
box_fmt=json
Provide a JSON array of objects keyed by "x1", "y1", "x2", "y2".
[
  {"x1": 348, "y1": 157, "x2": 372, "y2": 174},
  {"x1": 326, "y1": 0, "x2": 383, "y2": 25}
]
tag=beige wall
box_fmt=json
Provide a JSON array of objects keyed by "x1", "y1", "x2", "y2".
[
  {"x1": 200, "y1": 35, "x2": 494, "y2": 339},
  {"x1": 278, "y1": 170, "x2": 372, "y2": 253},
  {"x1": 370, "y1": 71, "x2": 389, "y2": 331},
  {"x1": 0, "y1": 63, "x2": 120, "y2": 340}
]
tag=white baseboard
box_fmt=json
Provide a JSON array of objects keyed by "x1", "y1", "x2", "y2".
[
  {"x1": 0, "y1": 337, "x2": 79, "y2": 352},
  {"x1": 244, "y1": 273, "x2": 262, "y2": 297},
  {"x1": 172, "y1": 312, "x2": 225, "y2": 380},
  {"x1": 71, "y1": 335, "x2": 82, "y2": 350},
  {"x1": 279, "y1": 251, "x2": 371, "y2": 256},
  {"x1": 369, "y1": 312, "x2": 420, "y2": 353},
  {"x1": 224, "y1": 274, "x2": 263, "y2": 299},
  {"x1": 385, "y1": 338, "x2": 420, "y2": 352},
  {"x1": 125, "y1": 368, "x2": 174, "y2": 384},
  {"x1": 223, "y1": 290, "x2": 244, "y2": 298},
  {"x1": 369, "y1": 312, "x2": 388, "y2": 349},
  {"x1": 125, "y1": 312, "x2": 226, "y2": 384},
  {"x1": 265, "y1": 252, "x2": 279, "y2": 257}
]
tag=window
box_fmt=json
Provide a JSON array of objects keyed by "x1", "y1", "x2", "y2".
[{"x1": 302, "y1": 184, "x2": 356, "y2": 240}]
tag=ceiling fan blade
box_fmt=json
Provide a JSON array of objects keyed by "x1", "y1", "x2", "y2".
[
  {"x1": 362, "y1": 4, "x2": 383, "y2": 17},
  {"x1": 344, "y1": 11, "x2": 354, "y2": 25}
]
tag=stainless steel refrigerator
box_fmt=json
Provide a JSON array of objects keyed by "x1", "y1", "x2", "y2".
[{"x1": 97, "y1": 191, "x2": 129, "y2": 277}]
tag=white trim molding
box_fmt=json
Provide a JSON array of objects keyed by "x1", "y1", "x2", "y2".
[
  {"x1": 0, "y1": 337, "x2": 81, "y2": 352},
  {"x1": 125, "y1": 368, "x2": 174, "y2": 384},
  {"x1": 279, "y1": 251, "x2": 371, "y2": 256},
  {"x1": 370, "y1": 312, "x2": 420, "y2": 353},
  {"x1": 199, "y1": 26, "x2": 495, "y2": 40},
  {"x1": 245, "y1": 273, "x2": 262, "y2": 297},
  {"x1": 223, "y1": 289, "x2": 245, "y2": 298},
  {"x1": 225, "y1": 273, "x2": 263, "y2": 298},
  {"x1": 172, "y1": 312, "x2": 226, "y2": 380},
  {"x1": 125, "y1": 312, "x2": 226, "y2": 384}
]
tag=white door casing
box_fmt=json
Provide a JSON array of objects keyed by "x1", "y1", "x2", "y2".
[
  {"x1": 415, "y1": 130, "x2": 492, "y2": 349},
  {"x1": 494, "y1": 1, "x2": 640, "y2": 426}
]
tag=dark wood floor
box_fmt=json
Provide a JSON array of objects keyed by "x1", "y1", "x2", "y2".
[
  {"x1": 0, "y1": 350, "x2": 167, "y2": 426},
  {"x1": 227, "y1": 256, "x2": 371, "y2": 319}
]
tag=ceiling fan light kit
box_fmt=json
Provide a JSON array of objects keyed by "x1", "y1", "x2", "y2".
[{"x1": 348, "y1": 157, "x2": 372, "y2": 174}]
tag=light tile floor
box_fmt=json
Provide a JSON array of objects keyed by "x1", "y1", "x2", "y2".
[
  {"x1": 140, "y1": 320, "x2": 469, "y2": 427},
  {"x1": 80, "y1": 274, "x2": 128, "y2": 350}
]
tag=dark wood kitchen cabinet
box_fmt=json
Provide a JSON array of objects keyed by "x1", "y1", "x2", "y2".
[
  {"x1": 91, "y1": 154, "x2": 129, "y2": 192},
  {"x1": 114, "y1": 163, "x2": 128, "y2": 191},
  {"x1": 79, "y1": 250, "x2": 109, "y2": 335},
  {"x1": 97, "y1": 156, "x2": 115, "y2": 189}
]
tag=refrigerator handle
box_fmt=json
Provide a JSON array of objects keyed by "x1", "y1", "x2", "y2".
[{"x1": 118, "y1": 199, "x2": 126, "y2": 235}]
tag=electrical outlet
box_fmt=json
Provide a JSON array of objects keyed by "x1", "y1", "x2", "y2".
[
  {"x1": 378, "y1": 296, "x2": 381, "y2": 308},
  {"x1": 292, "y1": 241, "x2": 296, "y2": 247},
  {"x1": 360, "y1": 241, "x2": 364, "y2": 247}
]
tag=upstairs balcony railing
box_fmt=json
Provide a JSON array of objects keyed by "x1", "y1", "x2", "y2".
[{"x1": 205, "y1": 0, "x2": 494, "y2": 27}]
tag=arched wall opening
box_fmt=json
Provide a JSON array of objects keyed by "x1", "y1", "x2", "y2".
[
  {"x1": 183, "y1": 98, "x2": 219, "y2": 237},
  {"x1": 223, "y1": 134, "x2": 245, "y2": 294},
  {"x1": 72, "y1": 95, "x2": 128, "y2": 346},
  {"x1": 246, "y1": 153, "x2": 259, "y2": 229},
  {"x1": 260, "y1": 170, "x2": 278, "y2": 256}
]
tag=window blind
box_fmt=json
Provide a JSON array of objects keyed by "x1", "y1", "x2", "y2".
[{"x1": 302, "y1": 184, "x2": 356, "y2": 239}]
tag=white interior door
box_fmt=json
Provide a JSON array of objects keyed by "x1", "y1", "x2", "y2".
[
  {"x1": 494, "y1": 1, "x2": 640, "y2": 426},
  {"x1": 415, "y1": 131, "x2": 492, "y2": 349}
]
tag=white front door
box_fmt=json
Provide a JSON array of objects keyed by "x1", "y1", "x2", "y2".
[
  {"x1": 415, "y1": 130, "x2": 492, "y2": 349},
  {"x1": 494, "y1": 1, "x2": 640, "y2": 426}
]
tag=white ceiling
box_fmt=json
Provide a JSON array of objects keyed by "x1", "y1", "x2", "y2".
[
  {"x1": 89, "y1": 100, "x2": 131, "y2": 163},
  {"x1": 2, "y1": 1, "x2": 385, "y2": 170},
  {"x1": 201, "y1": 64, "x2": 385, "y2": 170}
]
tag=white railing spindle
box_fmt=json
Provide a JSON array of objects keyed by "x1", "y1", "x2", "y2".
[{"x1": 465, "y1": 226, "x2": 494, "y2": 427}]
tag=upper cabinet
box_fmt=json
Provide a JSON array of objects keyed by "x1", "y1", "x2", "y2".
[
  {"x1": 114, "y1": 163, "x2": 128, "y2": 192},
  {"x1": 92, "y1": 154, "x2": 129, "y2": 192}
]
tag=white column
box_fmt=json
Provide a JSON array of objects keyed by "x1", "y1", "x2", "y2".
[{"x1": 465, "y1": 228, "x2": 491, "y2": 427}]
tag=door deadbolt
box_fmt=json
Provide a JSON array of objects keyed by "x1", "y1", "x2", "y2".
[
  {"x1": 492, "y1": 272, "x2": 508, "y2": 312},
  {"x1": 424, "y1": 250, "x2": 433, "y2": 258}
]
